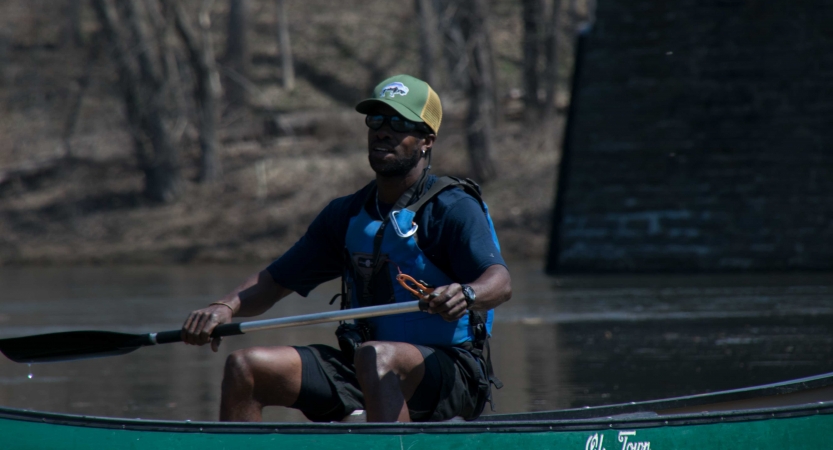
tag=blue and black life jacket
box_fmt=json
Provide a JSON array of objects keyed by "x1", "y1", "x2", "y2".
[{"x1": 341, "y1": 175, "x2": 504, "y2": 389}]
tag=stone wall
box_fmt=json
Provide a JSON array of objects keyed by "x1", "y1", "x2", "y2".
[{"x1": 548, "y1": 0, "x2": 833, "y2": 272}]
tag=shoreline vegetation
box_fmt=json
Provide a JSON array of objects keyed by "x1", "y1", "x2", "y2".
[{"x1": 0, "y1": 0, "x2": 590, "y2": 266}]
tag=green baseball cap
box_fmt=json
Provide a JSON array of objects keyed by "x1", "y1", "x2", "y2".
[{"x1": 355, "y1": 74, "x2": 443, "y2": 134}]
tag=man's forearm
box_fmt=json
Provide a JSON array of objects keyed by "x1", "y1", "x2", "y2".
[
  {"x1": 467, "y1": 264, "x2": 512, "y2": 311},
  {"x1": 218, "y1": 270, "x2": 293, "y2": 317}
]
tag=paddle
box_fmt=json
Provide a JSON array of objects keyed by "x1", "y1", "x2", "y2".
[{"x1": 0, "y1": 300, "x2": 427, "y2": 364}]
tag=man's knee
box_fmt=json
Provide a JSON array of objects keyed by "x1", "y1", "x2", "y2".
[
  {"x1": 354, "y1": 341, "x2": 427, "y2": 405},
  {"x1": 222, "y1": 346, "x2": 298, "y2": 387},
  {"x1": 354, "y1": 341, "x2": 397, "y2": 379},
  {"x1": 222, "y1": 346, "x2": 303, "y2": 407},
  {"x1": 354, "y1": 341, "x2": 425, "y2": 381},
  {"x1": 223, "y1": 348, "x2": 259, "y2": 388}
]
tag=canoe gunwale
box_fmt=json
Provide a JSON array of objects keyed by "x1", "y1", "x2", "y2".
[
  {"x1": 482, "y1": 369, "x2": 833, "y2": 422},
  {"x1": 1, "y1": 401, "x2": 832, "y2": 435}
]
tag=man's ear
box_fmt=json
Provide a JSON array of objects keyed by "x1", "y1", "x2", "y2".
[{"x1": 421, "y1": 134, "x2": 436, "y2": 155}]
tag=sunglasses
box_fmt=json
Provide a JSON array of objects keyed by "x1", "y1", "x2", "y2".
[{"x1": 365, "y1": 114, "x2": 432, "y2": 134}]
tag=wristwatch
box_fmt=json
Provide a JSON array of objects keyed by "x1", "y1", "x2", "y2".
[{"x1": 461, "y1": 285, "x2": 476, "y2": 309}]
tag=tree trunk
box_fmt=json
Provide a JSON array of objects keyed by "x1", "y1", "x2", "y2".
[
  {"x1": 568, "y1": 0, "x2": 579, "y2": 33},
  {"x1": 91, "y1": 0, "x2": 146, "y2": 163},
  {"x1": 437, "y1": 0, "x2": 468, "y2": 93},
  {"x1": 124, "y1": 0, "x2": 181, "y2": 202},
  {"x1": 62, "y1": 40, "x2": 99, "y2": 158},
  {"x1": 142, "y1": 112, "x2": 181, "y2": 203},
  {"x1": 92, "y1": 0, "x2": 182, "y2": 202},
  {"x1": 415, "y1": 0, "x2": 440, "y2": 88},
  {"x1": 67, "y1": 0, "x2": 85, "y2": 47},
  {"x1": 276, "y1": 0, "x2": 295, "y2": 90},
  {"x1": 172, "y1": 0, "x2": 223, "y2": 183},
  {"x1": 542, "y1": 0, "x2": 562, "y2": 121},
  {"x1": 588, "y1": 0, "x2": 598, "y2": 23},
  {"x1": 122, "y1": 0, "x2": 163, "y2": 90},
  {"x1": 225, "y1": 0, "x2": 250, "y2": 107},
  {"x1": 522, "y1": 0, "x2": 543, "y2": 113},
  {"x1": 460, "y1": 0, "x2": 497, "y2": 182}
]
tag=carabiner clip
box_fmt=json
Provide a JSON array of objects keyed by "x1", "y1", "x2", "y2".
[{"x1": 390, "y1": 210, "x2": 418, "y2": 238}]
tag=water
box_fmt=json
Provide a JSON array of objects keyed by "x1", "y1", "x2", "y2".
[{"x1": 1, "y1": 263, "x2": 832, "y2": 422}]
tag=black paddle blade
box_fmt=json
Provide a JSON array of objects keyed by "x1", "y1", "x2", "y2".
[{"x1": 0, "y1": 331, "x2": 151, "y2": 364}]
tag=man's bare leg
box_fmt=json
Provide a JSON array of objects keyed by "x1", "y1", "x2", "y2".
[
  {"x1": 354, "y1": 341, "x2": 426, "y2": 422},
  {"x1": 219, "y1": 346, "x2": 302, "y2": 421}
]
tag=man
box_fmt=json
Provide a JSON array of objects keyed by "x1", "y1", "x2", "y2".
[{"x1": 182, "y1": 74, "x2": 511, "y2": 423}]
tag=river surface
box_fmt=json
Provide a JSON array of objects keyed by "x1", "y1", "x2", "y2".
[{"x1": 1, "y1": 262, "x2": 832, "y2": 422}]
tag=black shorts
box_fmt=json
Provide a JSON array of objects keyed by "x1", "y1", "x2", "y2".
[{"x1": 290, "y1": 343, "x2": 489, "y2": 422}]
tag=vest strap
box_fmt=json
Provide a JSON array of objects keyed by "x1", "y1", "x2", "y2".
[
  {"x1": 400, "y1": 176, "x2": 503, "y2": 392},
  {"x1": 371, "y1": 179, "x2": 423, "y2": 272}
]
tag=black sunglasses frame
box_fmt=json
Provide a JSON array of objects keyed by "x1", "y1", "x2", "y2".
[{"x1": 365, "y1": 114, "x2": 433, "y2": 134}]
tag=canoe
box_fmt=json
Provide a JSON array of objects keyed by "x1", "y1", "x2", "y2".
[{"x1": 2, "y1": 371, "x2": 833, "y2": 449}]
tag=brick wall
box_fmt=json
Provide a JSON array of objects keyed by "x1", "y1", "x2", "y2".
[{"x1": 548, "y1": 0, "x2": 833, "y2": 272}]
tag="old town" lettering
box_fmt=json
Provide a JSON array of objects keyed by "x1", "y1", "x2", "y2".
[
  {"x1": 618, "y1": 431, "x2": 650, "y2": 450},
  {"x1": 585, "y1": 431, "x2": 651, "y2": 450}
]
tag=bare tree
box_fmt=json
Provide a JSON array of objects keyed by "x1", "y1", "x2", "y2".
[
  {"x1": 437, "y1": 0, "x2": 469, "y2": 93},
  {"x1": 66, "y1": 0, "x2": 85, "y2": 47},
  {"x1": 567, "y1": 0, "x2": 580, "y2": 34},
  {"x1": 522, "y1": 0, "x2": 544, "y2": 113},
  {"x1": 276, "y1": 0, "x2": 295, "y2": 90},
  {"x1": 416, "y1": 0, "x2": 441, "y2": 89},
  {"x1": 171, "y1": 0, "x2": 223, "y2": 182},
  {"x1": 587, "y1": 0, "x2": 597, "y2": 23},
  {"x1": 542, "y1": 0, "x2": 563, "y2": 121},
  {"x1": 62, "y1": 39, "x2": 100, "y2": 158},
  {"x1": 459, "y1": 0, "x2": 497, "y2": 182},
  {"x1": 92, "y1": 0, "x2": 182, "y2": 202},
  {"x1": 225, "y1": 0, "x2": 250, "y2": 107}
]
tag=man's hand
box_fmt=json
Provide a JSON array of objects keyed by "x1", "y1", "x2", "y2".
[
  {"x1": 422, "y1": 283, "x2": 468, "y2": 322},
  {"x1": 179, "y1": 270, "x2": 292, "y2": 352},
  {"x1": 182, "y1": 304, "x2": 234, "y2": 352},
  {"x1": 419, "y1": 265, "x2": 512, "y2": 322}
]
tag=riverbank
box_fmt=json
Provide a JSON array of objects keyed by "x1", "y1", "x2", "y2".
[
  {"x1": 0, "y1": 110, "x2": 560, "y2": 265},
  {"x1": 0, "y1": 0, "x2": 567, "y2": 266}
]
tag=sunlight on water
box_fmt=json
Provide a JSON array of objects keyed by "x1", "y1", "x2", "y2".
[{"x1": 27, "y1": 364, "x2": 32, "y2": 379}]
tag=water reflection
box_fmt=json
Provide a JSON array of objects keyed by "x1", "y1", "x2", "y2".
[{"x1": 1, "y1": 263, "x2": 832, "y2": 421}]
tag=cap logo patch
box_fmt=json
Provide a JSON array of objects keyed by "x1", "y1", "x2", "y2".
[{"x1": 379, "y1": 82, "x2": 409, "y2": 98}]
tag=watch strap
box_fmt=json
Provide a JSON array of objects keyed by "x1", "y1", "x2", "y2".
[{"x1": 461, "y1": 285, "x2": 476, "y2": 308}]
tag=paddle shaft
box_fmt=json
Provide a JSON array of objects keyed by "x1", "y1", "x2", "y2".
[
  {"x1": 0, "y1": 301, "x2": 429, "y2": 363},
  {"x1": 150, "y1": 300, "x2": 426, "y2": 344}
]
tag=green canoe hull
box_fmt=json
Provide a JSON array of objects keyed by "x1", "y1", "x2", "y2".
[
  {"x1": 2, "y1": 404, "x2": 832, "y2": 449},
  {"x1": 4, "y1": 370, "x2": 833, "y2": 449}
]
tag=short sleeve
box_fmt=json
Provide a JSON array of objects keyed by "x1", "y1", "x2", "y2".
[
  {"x1": 266, "y1": 188, "x2": 367, "y2": 296},
  {"x1": 418, "y1": 190, "x2": 507, "y2": 283}
]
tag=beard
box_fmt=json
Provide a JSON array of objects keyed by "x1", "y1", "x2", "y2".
[{"x1": 369, "y1": 148, "x2": 422, "y2": 177}]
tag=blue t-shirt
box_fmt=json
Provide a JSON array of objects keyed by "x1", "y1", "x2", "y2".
[{"x1": 267, "y1": 176, "x2": 506, "y2": 296}]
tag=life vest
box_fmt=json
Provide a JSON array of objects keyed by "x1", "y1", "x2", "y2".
[{"x1": 343, "y1": 176, "x2": 500, "y2": 346}]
